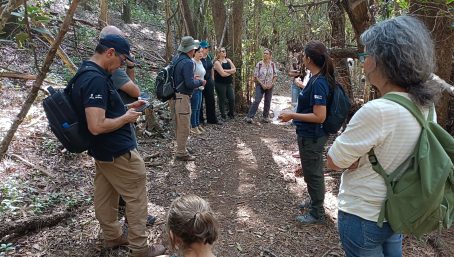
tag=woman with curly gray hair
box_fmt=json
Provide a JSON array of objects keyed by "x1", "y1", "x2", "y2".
[{"x1": 327, "y1": 16, "x2": 444, "y2": 257}]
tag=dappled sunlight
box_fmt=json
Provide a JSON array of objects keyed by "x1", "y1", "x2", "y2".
[
  {"x1": 235, "y1": 138, "x2": 258, "y2": 169},
  {"x1": 185, "y1": 161, "x2": 199, "y2": 181},
  {"x1": 324, "y1": 191, "x2": 338, "y2": 221},
  {"x1": 235, "y1": 138, "x2": 258, "y2": 195}
]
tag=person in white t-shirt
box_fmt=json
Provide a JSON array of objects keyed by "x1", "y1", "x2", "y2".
[
  {"x1": 191, "y1": 47, "x2": 207, "y2": 134},
  {"x1": 327, "y1": 16, "x2": 443, "y2": 257}
]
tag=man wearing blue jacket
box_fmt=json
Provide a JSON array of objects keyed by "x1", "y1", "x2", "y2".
[{"x1": 171, "y1": 36, "x2": 206, "y2": 161}]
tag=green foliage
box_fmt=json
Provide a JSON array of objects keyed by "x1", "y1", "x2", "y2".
[
  {"x1": 135, "y1": 63, "x2": 156, "y2": 95},
  {"x1": 76, "y1": 26, "x2": 97, "y2": 46},
  {"x1": 10, "y1": 3, "x2": 52, "y2": 47},
  {"x1": 0, "y1": 178, "x2": 22, "y2": 215},
  {"x1": 0, "y1": 243, "x2": 15, "y2": 256},
  {"x1": 110, "y1": 0, "x2": 165, "y2": 28}
]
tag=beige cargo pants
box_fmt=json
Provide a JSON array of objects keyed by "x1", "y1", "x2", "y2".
[{"x1": 94, "y1": 149, "x2": 148, "y2": 252}]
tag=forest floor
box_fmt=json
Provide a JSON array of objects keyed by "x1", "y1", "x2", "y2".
[
  {"x1": 1, "y1": 3, "x2": 454, "y2": 257},
  {"x1": 1, "y1": 78, "x2": 454, "y2": 257}
]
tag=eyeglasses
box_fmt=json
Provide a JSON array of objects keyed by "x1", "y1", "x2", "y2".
[
  {"x1": 357, "y1": 52, "x2": 369, "y2": 63},
  {"x1": 115, "y1": 52, "x2": 126, "y2": 65}
]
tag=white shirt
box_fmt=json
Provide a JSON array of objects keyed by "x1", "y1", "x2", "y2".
[
  {"x1": 192, "y1": 58, "x2": 206, "y2": 81},
  {"x1": 328, "y1": 92, "x2": 431, "y2": 221}
]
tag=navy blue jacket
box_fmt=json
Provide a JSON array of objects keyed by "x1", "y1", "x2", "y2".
[{"x1": 173, "y1": 52, "x2": 203, "y2": 95}]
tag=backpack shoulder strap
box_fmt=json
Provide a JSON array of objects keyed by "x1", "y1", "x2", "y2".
[
  {"x1": 64, "y1": 65, "x2": 105, "y2": 95},
  {"x1": 367, "y1": 148, "x2": 394, "y2": 227},
  {"x1": 272, "y1": 62, "x2": 275, "y2": 74},
  {"x1": 383, "y1": 93, "x2": 426, "y2": 127}
]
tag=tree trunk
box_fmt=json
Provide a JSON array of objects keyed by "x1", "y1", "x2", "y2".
[
  {"x1": 179, "y1": 0, "x2": 195, "y2": 37},
  {"x1": 122, "y1": 0, "x2": 132, "y2": 24},
  {"x1": 98, "y1": 0, "x2": 108, "y2": 27},
  {"x1": 0, "y1": 0, "x2": 80, "y2": 160},
  {"x1": 410, "y1": 0, "x2": 454, "y2": 128},
  {"x1": 341, "y1": 0, "x2": 373, "y2": 52},
  {"x1": 231, "y1": 0, "x2": 245, "y2": 111},
  {"x1": 328, "y1": 1, "x2": 353, "y2": 99},
  {"x1": 0, "y1": 0, "x2": 24, "y2": 32},
  {"x1": 210, "y1": 0, "x2": 227, "y2": 47},
  {"x1": 164, "y1": 0, "x2": 176, "y2": 62}
]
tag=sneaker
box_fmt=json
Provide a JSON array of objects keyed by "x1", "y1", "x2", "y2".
[
  {"x1": 186, "y1": 147, "x2": 195, "y2": 155},
  {"x1": 298, "y1": 199, "x2": 311, "y2": 209},
  {"x1": 175, "y1": 155, "x2": 196, "y2": 161},
  {"x1": 261, "y1": 117, "x2": 270, "y2": 123},
  {"x1": 296, "y1": 213, "x2": 325, "y2": 224},
  {"x1": 198, "y1": 126, "x2": 206, "y2": 132},
  {"x1": 191, "y1": 128, "x2": 201, "y2": 135},
  {"x1": 104, "y1": 233, "x2": 128, "y2": 249},
  {"x1": 146, "y1": 215, "x2": 156, "y2": 226},
  {"x1": 245, "y1": 117, "x2": 252, "y2": 123},
  {"x1": 292, "y1": 151, "x2": 300, "y2": 158},
  {"x1": 129, "y1": 244, "x2": 166, "y2": 257}
]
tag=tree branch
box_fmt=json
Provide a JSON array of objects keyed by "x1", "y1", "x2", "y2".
[
  {"x1": 0, "y1": 0, "x2": 80, "y2": 160},
  {"x1": 288, "y1": 0, "x2": 331, "y2": 10}
]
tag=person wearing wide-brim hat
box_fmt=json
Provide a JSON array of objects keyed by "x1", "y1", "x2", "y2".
[
  {"x1": 199, "y1": 40, "x2": 222, "y2": 125},
  {"x1": 170, "y1": 36, "x2": 207, "y2": 161}
]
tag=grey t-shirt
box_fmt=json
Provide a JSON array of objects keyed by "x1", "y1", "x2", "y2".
[{"x1": 111, "y1": 69, "x2": 131, "y2": 89}]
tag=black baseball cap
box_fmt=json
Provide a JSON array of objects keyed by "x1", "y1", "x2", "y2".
[{"x1": 99, "y1": 34, "x2": 135, "y2": 63}]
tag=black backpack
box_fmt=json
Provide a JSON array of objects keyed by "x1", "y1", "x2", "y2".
[
  {"x1": 323, "y1": 82, "x2": 351, "y2": 134},
  {"x1": 42, "y1": 66, "x2": 104, "y2": 153},
  {"x1": 155, "y1": 57, "x2": 185, "y2": 102}
]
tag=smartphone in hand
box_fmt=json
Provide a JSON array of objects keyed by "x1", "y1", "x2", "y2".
[{"x1": 134, "y1": 103, "x2": 151, "y2": 113}]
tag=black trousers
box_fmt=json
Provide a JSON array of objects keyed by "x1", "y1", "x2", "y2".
[{"x1": 199, "y1": 79, "x2": 218, "y2": 123}]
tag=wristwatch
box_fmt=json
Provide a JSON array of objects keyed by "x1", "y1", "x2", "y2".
[{"x1": 127, "y1": 65, "x2": 135, "y2": 69}]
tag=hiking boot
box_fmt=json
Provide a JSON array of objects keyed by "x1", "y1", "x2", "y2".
[
  {"x1": 298, "y1": 200, "x2": 311, "y2": 209},
  {"x1": 175, "y1": 155, "x2": 196, "y2": 161},
  {"x1": 296, "y1": 213, "x2": 325, "y2": 225},
  {"x1": 245, "y1": 117, "x2": 252, "y2": 123},
  {"x1": 129, "y1": 244, "x2": 166, "y2": 257},
  {"x1": 104, "y1": 233, "x2": 128, "y2": 249},
  {"x1": 261, "y1": 117, "x2": 270, "y2": 123}
]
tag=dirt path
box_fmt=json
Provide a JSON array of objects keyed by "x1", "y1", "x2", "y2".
[{"x1": 1, "y1": 78, "x2": 452, "y2": 257}]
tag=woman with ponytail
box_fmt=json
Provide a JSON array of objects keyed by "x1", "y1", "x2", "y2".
[
  {"x1": 326, "y1": 16, "x2": 443, "y2": 256},
  {"x1": 158, "y1": 195, "x2": 219, "y2": 257},
  {"x1": 279, "y1": 40, "x2": 334, "y2": 224}
]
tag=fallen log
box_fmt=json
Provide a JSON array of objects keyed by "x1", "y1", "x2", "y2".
[{"x1": 0, "y1": 211, "x2": 72, "y2": 241}]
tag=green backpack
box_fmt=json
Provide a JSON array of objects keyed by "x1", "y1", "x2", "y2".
[{"x1": 368, "y1": 93, "x2": 454, "y2": 238}]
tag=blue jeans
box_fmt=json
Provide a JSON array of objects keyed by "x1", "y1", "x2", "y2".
[
  {"x1": 191, "y1": 90, "x2": 202, "y2": 128},
  {"x1": 338, "y1": 211, "x2": 402, "y2": 257},
  {"x1": 291, "y1": 82, "x2": 301, "y2": 104}
]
